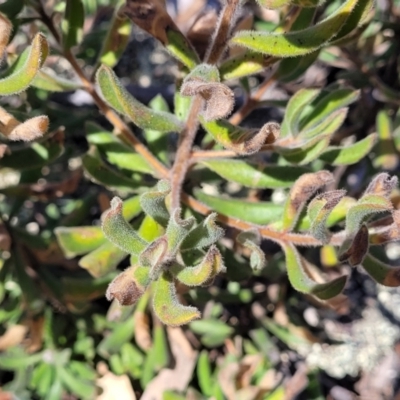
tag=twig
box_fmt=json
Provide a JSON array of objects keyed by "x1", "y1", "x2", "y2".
[
  {"x1": 205, "y1": 0, "x2": 241, "y2": 65},
  {"x1": 170, "y1": 97, "x2": 203, "y2": 209},
  {"x1": 38, "y1": 2, "x2": 169, "y2": 179},
  {"x1": 181, "y1": 193, "x2": 346, "y2": 247}
]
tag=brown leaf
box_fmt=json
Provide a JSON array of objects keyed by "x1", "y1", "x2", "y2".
[
  {"x1": 0, "y1": 324, "x2": 27, "y2": 350},
  {"x1": 141, "y1": 327, "x2": 197, "y2": 400},
  {"x1": 365, "y1": 173, "x2": 398, "y2": 198},
  {"x1": 181, "y1": 80, "x2": 234, "y2": 121},
  {"x1": 339, "y1": 224, "x2": 369, "y2": 266},
  {"x1": 186, "y1": 9, "x2": 218, "y2": 60},
  {"x1": 97, "y1": 362, "x2": 136, "y2": 400},
  {"x1": 134, "y1": 311, "x2": 152, "y2": 351},
  {"x1": 284, "y1": 363, "x2": 308, "y2": 400}
]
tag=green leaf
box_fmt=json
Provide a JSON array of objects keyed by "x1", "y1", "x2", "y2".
[
  {"x1": 0, "y1": 33, "x2": 48, "y2": 95},
  {"x1": 373, "y1": 110, "x2": 398, "y2": 170},
  {"x1": 282, "y1": 242, "x2": 347, "y2": 299},
  {"x1": 82, "y1": 147, "x2": 141, "y2": 192},
  {"x1": 79, "y1": 241, "x2": 127, "y2": 277},
  {"x1": 58, "y1": 367, "x2": 95, "y2": 399},
  {"x1": 181, "y1": 213, "x2": 224, "y2": 251},
  {"x1": 307, "y1": 190, "x2": 346, "y2": 243},
  {"x1": 220, "y1": 52, "x2": 273, "y2": 81},
  {"x1": 55, "y1": 226, "x2": 106, "y2": 259},
  {"x1": 190, "y1": 319, "x2": 234, "y2": 347},
  {"x1": 231, "y1": 0, "x2": 359, "y2": 57},
  {"x1": 194, "y1": 190, "x2": 283, "y2": 225},
  {"x1": 144, "y1": 95, "x2": 171, "y2": 163},
  {"x1": 362, "y1": 254, "x2": 400, "y2": 287},
  {"x1": 172, "y1": 246, "x2": 225, "y2": 286},
  {"x1": 99, "y1": 11, "x2": 131, "y2": 68},
  {"x1": 319, "y1": 133, "x2": 377, "y2": 165},
  {"x1": 153, "y1": 272, "x2": 200, "y2": 326},
  {"x1": 276, "y1": 51, "x2": 320, "y2": 83},
  {"x1": 165, "y1": 209, "x2": 195, "y2": 255},
  {"x1": 283, "y1": 135, "x2": 331, "y2": 164},
  {"x1": 197, "y1": 351, "x2": 213, "y2": 397},
  {"x1": 237, "y1": 230, "x2": 266, "y2": 272},
  {"x1": 32, "y1": 70, "x2": 82, "y2": 92},
  {"x1": 62, "y1": 0, "x2": 84, "y2": 50},
  {"x1": 345, "y1": 194, "x2": 393, "y2": 239},
  {"x1": 200, "y1": 117, "x2": 279, "y2": 155},
  {"x1": 97, "y1": 318, "x2": 134, "y2": 357},
  {"x1": 140, "y1": 180, "x2": 171, "y2": 227},
  {"x1": 0, "y1": 0, "x2": 24, "y2": 19},
  {"x1": 280, "y1": 89, "x2": 321, "y2": 137},
  {"x1": 300, "y1": 88, "x2": 359, "y2": 130},
  {"x1": 201, "y1": 159, "x2": 310, "y2": 189},
  {"x1": 102, "y1": 197, "x2": 148, "y2": 255},
  {"x1": 86, "y1": 123, "x2": 153, "y2": 174},
  {"x1": 330, "y1": 0, "x2": 374, "y2": 45},
  {"x1": 96, "y1": 65, "x2": 183, "y2": 132},
  {"x1": 0, "y1": 133, "x2": 64, "y2": 170}
]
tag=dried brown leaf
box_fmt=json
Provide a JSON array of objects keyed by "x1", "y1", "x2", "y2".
[
  {"x1": 181, "y1": 80, "x2": 234, "y2": 121},
  {"x1": 0, "y1": 324, "x2": 27, "y2": 350},
  {"x1": 141, "y1": 327, "x2": 197, "y2": 400},
  {"x1": 339, "y1": 224, "x2": 369, "y2": 266}
]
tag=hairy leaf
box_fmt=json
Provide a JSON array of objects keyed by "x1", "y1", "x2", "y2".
[
  {"x1": 231, "y1": 0, "x2": 358, "y2": 57},
  {"x1": 362, "y1": 254, "x2": 400, "y2": 287},
  {"x1": 96, "y1": 65, "x2": 183, "y2": 132},
  {"x1": 153, "y1": 272, "x2": 201, "y2": 326},
  {"x1": 0, "y1": 33, "x2": 48, "y2": 95},
  {"x1": 282, "y1": 242, "x2": 347, "y2": 299},
  {"x1": 140, "y1": 180, "x2": 171, "y2": 227}
]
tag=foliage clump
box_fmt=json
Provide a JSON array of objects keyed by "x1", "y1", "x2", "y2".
[{"x1": 1, "y1": 0, "x2": 400, "y2": 398}]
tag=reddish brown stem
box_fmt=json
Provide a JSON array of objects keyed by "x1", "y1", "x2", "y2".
[{"x1": 170, "y1": 97, "x2": 203, "y2": 209}]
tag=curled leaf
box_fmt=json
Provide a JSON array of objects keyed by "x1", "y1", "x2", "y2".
[
  {"x1": 364, "y1": 173, "x2": 398, "y2": 199},
  {"x1": 362, "y1": 254, "x2": 400, "y2": 287},
  {"x1": 172, "y1": 246, "x2": 225, "y2": 286},
  {"x1": 307, "y1": 190, "x2": 346, "y2": 243},
  {"x1": 200, "y1": 117, "x2": 279, "y2": 155},
  {"x1": 180, "y1": 64, "x2": 234, "y2": 121},
  {"x1": 282, "y1": 170, "x2": 334, "y2": 231},
  {"x1": 102, "y1": 197, "x2": 148, "y2": 255},
  {"x1": 153, "y1": 272, "x2": 200, "y2": 326},
  {"x1": 237, "y1": 230, "x2": 266, "y2": 272},
  {"x1": 106, "y1": 265, "x2": 151, "y2": 305},
  {"x1": 122, "y1": 0, "x2": 199, "y2": 69},
  {"x1": 181, "y1": 213, "x2": 224, "y2": 251},
  {"x1": 96, "y1": 65, "x2": 183, "y2": 132},
  {"x1": 282, "y1": 242, "x2": 347, "y2": 299},
  {"x1": 140, "y1": 180, "x2": 171, "y2": 227},
  {"x1": 0, "y1": 33, "x2": 49, "y2": 95},
  {"x1": 139, "y1": 236, "x2": 168, "y2": 280},
  {"x1": 231, "y1": 0, "x2": 359, "y2": 57},
  {"x1": 0, "y1": 107, "x2": 49, "y2": 141},
  {"x1": 0, "y1": 12, "x2": 12, "y2": 59},
  {"x1": 370, "y1": 210, "x2": 400, "y2": 245},
  {"x1": 166, "y1": 208, "x2": 196, "y2": 255},
  {"x1": 339, "y1": 224, "x2": 369, "y2": 266},
  {"x1": 345, "y1": 194, "x2": 393, "y2": 239}
]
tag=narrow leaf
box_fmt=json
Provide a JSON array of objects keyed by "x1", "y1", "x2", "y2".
[
  {"x1": 172, "y1": 246, "x2": 225, "y2": 286},
  {"x1": 62, "y1": 0, "x2": 84, "y2": 49},
  {"x1": 0, "y1": 33, "x2": 49, "y2": 95},
  {"x1": 55, "y1": 226, "x2": 106, "y2": 259},
  {"x1": 362, "y1": 254, "x2": 400, "y2": 287},
  {"x1": 282, "y1": 170, "x2": 333, "y2": 231},
  {"x1": 96, "y1": 65, "x2": 183, "y2": 132},
  {"x1": 102, "y1": 197, "x2": 148, "y2": 255},
  {"x1": 307, "y1": 190, "x2": 346, "y2": 243},
  {"x1": 282, "y1": 242, "x2": 347, "y2": 299},
  {"x1": 319, "y1": 133, "x2": 377, "y2": 165},
  {"x1": 231, "y1": 0, "x2": 358, "y2": 57},
  {"x1": 201, "y1": 159, "x2": 310, "y2": 189},
  {"x1": 140, "y1": 180, "x2": 171, "y2": 227},
  {"x1": 194, "y1": 190, "x2": 283, "y2": 225},
  {"x1": 237, "y1": 230, "x2": 266, "y2": 272},
  {"x1": 200, "y1": 117, "x2": 279, "y2": 155},
  {"x1": 153, "y1": 272, "x2": 200, "y2": 326}
]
